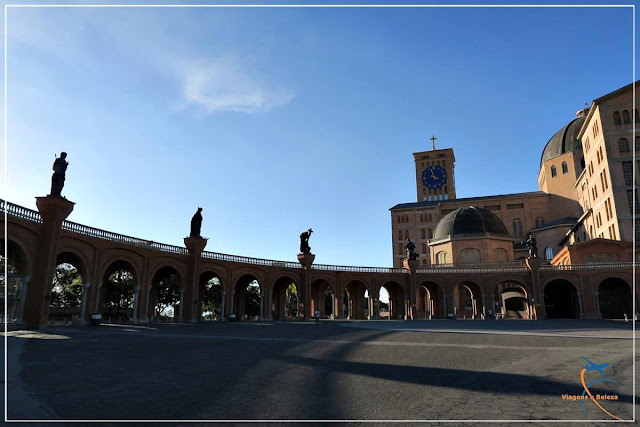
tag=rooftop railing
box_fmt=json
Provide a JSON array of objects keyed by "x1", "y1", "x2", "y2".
[{"x1": 3, "y1": 200, "x2": 636, "y2": 274}]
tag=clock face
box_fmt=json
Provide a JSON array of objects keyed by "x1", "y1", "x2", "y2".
[{"x1": 422, "y1": 165, "x2": 447, "y2": 189}]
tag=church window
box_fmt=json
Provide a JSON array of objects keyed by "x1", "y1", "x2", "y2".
[
  {"x1": 544, "y1": 247, "x2": 554, "y2": 261},
  {"x1": 619, "y1": 138, "x2": 630, "y2": 153},
  {"x1": 562, "y1": 161, "x2": 568, "y2": 174},
  {"x1": 623, "y1": 110, "x2": 631, "y2": 124},
  {"x1": 428, "y1": 228, "x2": 433, "y2": 239},
  {"x1": 584, "y1": 137, "x2": 590, "y2": 152},
  {"x1": 404, "y1": 230, "x2": 409, "y2": 239},
  {"x1": 586, "y1": 255, "x2": 594, "y2": 264},
  {"x1": 421, "y1": 229, "x2": 426, "y2": 239},
  {"x1": 494, "y1": 248, "x2": 508, "y2": 262},
  {"x1": 622, "y1": 161, "x2": 633, "y2": 185},
  {"x1": 512, "y1": 218, "x2": 523, "y2": 237},
  {"x1": 580, "y1": 156, "x2": 585, "y2": 170},
  {"x1": 398, "y1": 244, "x2": 403, "y2": 256},
  {"x1": 635, "y1": 136, "x2": 640, "y2": 150},
  {"x1": 535, "y1": 216, "x2": 545, "y2": 228},
  {"x1": 397, "y1": 216, "x2": 400, "y2": 223},
  {"x1": 398, "y1": 230, "x2": 402, "y2": 240},
  {"x1": 422, "y1": 243, "x2": 427, "y2": 253},
  {"x1": 551, "y1": 165, "x2": 557, "y2": 177},
  {"x1": 428, "y1": 213, "x2": 433, "y2": 222},
  {"x1": 613, "y1": 111, "x2": 621, "y2": 125},
  {"x1": 460, "y1": 248, "x2": 481, "y2": 264},
  {"x1": 436, "y1": 251, "x2": 447, "y2": 265},
  {"x1": 420, "y1": 214, "x2": 423, "y2": 222},
  {"x1": 636, "y1": 109, "x2": 640, "y2": 123}
]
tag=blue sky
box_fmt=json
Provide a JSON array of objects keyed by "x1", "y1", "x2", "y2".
[{"x1": 6, "y1": 3, "x2": 636, "y2": 267}]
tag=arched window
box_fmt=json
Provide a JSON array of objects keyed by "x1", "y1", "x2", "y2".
[
  {"x1": 586, "y1": 255, "x2": 594, "y2": 264},
  {"x1": 544, "y1": 247, "x2": 554, "y2": 261},
  {"x1": 512, "y1": 218, "x2": 523, "y2": 237},
  {"x1": 460, "y1": 248, "x2": 481, "y2": 264},
  {"x1": 420, "y1": 214, "x2": 423, "y2": 222},
  {"x1": 428, "y1": 228, "x2": 433, "y2": 239},
  {"x1": 623, "y1": 110, "x2": 631, "y2": 124},
  {"x1": 614, "y1": 111, "x2": 621, "y2": 125},
  {"x1": 436, "y1": 251, "x2": 447, "y2": 265},
  {"x1": 535, "y1": 216, "x2": 545, "y2": 228},
  {"x1": 580, "y1": 156, "x2": 585, "y2": 170},
  {"x1": 635, "y1": 136, "x2": 640, "y2": 151},
  {"x1": 562, "y1": 161, "x2": 568, "y2": 174},
  {"x1": 404, "y1": 230, "x2": 409, "y2": 239},
  {"x1": 551, "y1": 165, "x2": 557, "y2": 177},
  {"x1": 398, "y1": 230, "x2": 402, "y2": 240},
  {"x1": 421, "y1": 229, "x2": 426, "y2": 239},
  {"x1": 428, "y1": 213, "x2": 432, "y2": 222},
  {"x1": 422, "y1": 243, "x2": 427, "y2": 253},
  {"x1": 636, "y1": 109, "x2": 640, "y2": 123},
  {"x1": 494, "y1": 248, "x2": 508, "y2": 262},
  {"x1": 397, "y1": 216, "x2": 400, "y2": 223},
  {"x1": 619, "y1": 138, "x2": 630, "y2": 153}
]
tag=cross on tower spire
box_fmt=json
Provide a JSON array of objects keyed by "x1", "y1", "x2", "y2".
[{"x1": 430, "y1": 135, "x2": 437, "y2": 151}]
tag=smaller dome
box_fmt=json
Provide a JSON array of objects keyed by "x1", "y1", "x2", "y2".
[{"x1": 433, "y1": 206, "x2": 510, "y2": 240}]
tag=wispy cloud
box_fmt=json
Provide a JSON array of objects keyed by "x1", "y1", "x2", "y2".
[{"x1": 181, "y1": 58, "x2": 294, "y2": 114}]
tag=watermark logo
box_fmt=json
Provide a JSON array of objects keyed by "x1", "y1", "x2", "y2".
[{"x1": 560, "y1": 357, "x2": 621, "y2": 420}]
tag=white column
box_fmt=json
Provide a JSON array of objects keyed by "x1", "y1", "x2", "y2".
[
  {"x1": 178, "y1": 288, "x2": 185, "y2": 322},
  {"x1": 482, "y1": 294, "x2": 486, "y2": 317},
  {"x1": 594, "y1": 291, "x2": 601, "y2": 318},
  {"x1": 220, "y1": 290, "x2": 226, "y2": 322},
  {"x1": 331, "y1": 293, "x2": 336, "y2": 318},
  {"x1": 79, "y1": 282, "x2": 91, "y2": 325},
  {"x1": 16, "y1": 276, "x2": 31, "y2": 325},
  {"x1": 230, "y1": 291, "x2": 235, "y2": 317},
  {"x1": 146, "y1": 285, "x2": 153, "y2": 323},
  {"x1": 132, "y1": 285, "x2": 141, "y2": 324},
  {"x1": 259, "y1": 292, "x2": 264, "y2": 321},
  {"x1": 577, "y1": 291, "x2": 584, "y2": 319}
]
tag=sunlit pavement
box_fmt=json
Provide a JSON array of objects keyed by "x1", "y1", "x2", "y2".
[{"x1": 4, "y1": 320, "x2": 636, "y2": 424}]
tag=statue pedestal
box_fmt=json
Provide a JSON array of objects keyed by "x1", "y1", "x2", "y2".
[
  {"x1": 403, "y1": 258, "x2": 419, "y2": 272},
  {"x1": 25, "y1": 196, "x2": 75, "y2": 328},
  {"x1": 184, "y1": 236, "x2": 208, "y2": 254},
  {"x1": 525, "y1": 257, "x2": 544, "y2": 270},
  {"x1": 183, "y1": 237, "x2": 208, "y2": 323},
  {"x1": 297, "y1": 253, "x2": 315, "y2": 269}
]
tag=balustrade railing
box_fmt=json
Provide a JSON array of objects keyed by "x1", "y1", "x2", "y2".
[
  {"x1": 3, "y1": 199, "x2": 637, "y2": 274},
  {"x1": 539, "y1": 262, "x2": 636, "y2": 271}
]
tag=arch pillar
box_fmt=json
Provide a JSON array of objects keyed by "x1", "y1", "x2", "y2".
[
  {"x1": 143, "y1": 284, "x2": 153, "y2": 323},
  {"x1": 259, "y1": 292, "x2": 264, "y2": 321},
  {"x1": 79, "y1": 282, "x2": 91, "y2": 325},
  {"x1": 24, "y1": 196, "x2": 75, "y2": 328},
  {"x1": 16, "y1": 276, "x2": 32, "y2": 325},
  {"x1": 131, "y1": 285, "x2": 141, "y2": 324},
  {"x1": 577, "y1": 291, "x2": 584, "y2": 319},
  {"x1": 184, "y1": 237, "x2": 207, "y2": 323},
  {"x1": 178, "y1": 288, "x2": 185, "y2": 322}
]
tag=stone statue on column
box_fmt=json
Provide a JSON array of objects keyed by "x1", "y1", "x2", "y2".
[
  {"x1": 50, "y1": 152, "x2": 68, "y2": 196},
  {"x1": 190, "y1": 207, "x2": 203, "y2": 237},
  {"x1": 526, "y1": 233, "x2": 538, "y2": 259},
  {"x1": 405, "y1": 238, "x2": 418, "y2": 260},
  {"x1": 299, "y1": 228, "x2": 313, "y2": 254}
]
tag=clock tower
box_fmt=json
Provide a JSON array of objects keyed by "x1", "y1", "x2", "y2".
[{"x1": 413, "y1": 136, "x2": 456, "y2": 202}]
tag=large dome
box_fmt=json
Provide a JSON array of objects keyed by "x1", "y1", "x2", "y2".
[
  {"x1": 540, "y1": 116, "x2": 586, "y2": 167},
  {"x1": 433, "y1": 206, "x2": 510, "y2": 240}
]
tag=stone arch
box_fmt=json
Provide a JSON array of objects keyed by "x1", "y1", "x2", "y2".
[
  {"x1": 233, "y1": 273, "x2": 263, "y2": 321},
  {"x1": 310, "y1": 278, "x2": 336, "y2": 319},
  {"x1": 148, "y1": 258, "x2": 188, "y2": 286},
  {"x1": 49, "y1": 251, "x2": 89, "y2": 322},
  {"x1": 343, "y1": 279, "x2": 370, "y2": 320},
  {"x1": 100, "y1": 251, "x2": 143, "y2": 286},
  {"x1": 55, "y1": 248, "x2": 90, "y2": 282},
  {"x1": 148, "y1": 265, "x2": 183, "y2": 321},
  {"x1": 379, "y1": 280, "x2": 405, "y2": 320},
  {"x1": 1, "y1": 237, "x2": 31, "y2": 275},
  {"x1": 271, "y1": 275, "x2": 299, "y2": 321},
  {"x1": 199, "y1": 270, "x2": 224, "y2": 321},
  {"x1": 597, "y1": 277, "x2": 632, "y2": 319},
  {"x1": 417, "y1": 280, "x2": 444, "y2": 319},
  {"x1": 2, "y1": 238, "x2": 33, "y2": 323},
  {"x1": 543, "y1": 279, "x2": 579, "y2": 319},
  {"x1": 493, "y1": 280, "x2": 530, "y2": 319},
  {"x1": 99, "y1": 258, "x2": 138, "y2": 321},
  {"x1": 453, "y1": 280, "x2": 484, "y2": 319}
]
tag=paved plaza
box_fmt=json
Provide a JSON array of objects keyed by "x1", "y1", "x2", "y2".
[{"x1": 4, "y1": 320, "x2": 636, "y2": 424}]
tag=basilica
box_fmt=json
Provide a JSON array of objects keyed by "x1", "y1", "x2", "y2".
[{"x1": 390, "y1": 81, "x2": 638, "y2": 270}]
